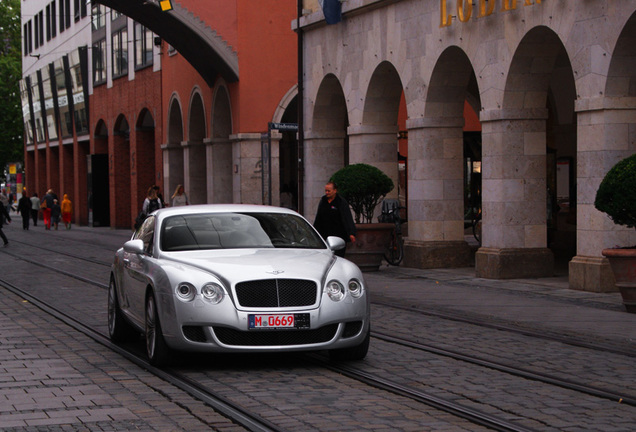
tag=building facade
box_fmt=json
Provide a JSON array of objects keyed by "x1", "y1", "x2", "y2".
[
  {"x1": 297, "y1": 0, "x2": 636, "y2": 291},
  {"x1": 21, "y1": 0, "x2": 300, "y2": 228}
]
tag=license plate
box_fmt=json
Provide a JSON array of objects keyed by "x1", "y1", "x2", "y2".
[{"x1": 248, "y1": 313, "x2": 310, "y2": 329}]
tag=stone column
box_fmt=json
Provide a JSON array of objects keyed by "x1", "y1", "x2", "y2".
[
  {"x1": 161, "y1": 143, "x2": 184, "y2": 201},
  {"x1": 347, "y1": 124, "x2": 400, "y2": 205},
  {"x1": 569, "y1": 98, "x2": 636, "y2": 292},
  {"x1": 403, "y1": 117, "x2": 472, "y2": 268},
  {"x1": 475, "y1": 109, "x2": 553, "y2": 278},
  {"x1": 183, "y1": 140, "x2": 207, "y2": 205},
  {"x1": 205, "y1": 137, "x2": 233, "y2": 204},
  {"x1": 231, "y1": 133, "x2": 266, "y2": 205},
  {"x1": 302, "y1": 130, "x2": 346, "y2": 219}
]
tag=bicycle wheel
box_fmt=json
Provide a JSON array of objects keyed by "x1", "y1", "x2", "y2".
[
  {"x1": 384, "y1": 230, "x2": 404, "y2": 265},
  {"x1": 472, "y1": 218, "x2": 482, "y2": 245}
]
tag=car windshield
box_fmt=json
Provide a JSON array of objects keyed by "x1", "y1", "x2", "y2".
[{"x1": 160, "y1": 212, "x2": 327, "y2": 251}]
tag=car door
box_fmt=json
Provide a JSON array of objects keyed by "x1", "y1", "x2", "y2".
[{"x1": 121, "y1": 216, "x2": 156, "y2": 326}]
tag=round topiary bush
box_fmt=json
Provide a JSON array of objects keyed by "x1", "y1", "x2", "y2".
[
  {"x1": 330, "y1": 163, "x2": 394, "y2": 224},
  {"x1": 594, "y1": 153, "x2": 636, "y2": 229}
]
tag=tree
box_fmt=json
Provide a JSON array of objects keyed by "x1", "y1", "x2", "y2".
[{"x1": 0, "y1": 0, "x2": 24, "y2": 182}]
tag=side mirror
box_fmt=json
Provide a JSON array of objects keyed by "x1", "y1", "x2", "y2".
[
  {"x1": 326, "y1": 236, "x2": 345, "y2": 251},
  {"x1": 123, "y1": 239, "x2": 145, "y2": 254}
]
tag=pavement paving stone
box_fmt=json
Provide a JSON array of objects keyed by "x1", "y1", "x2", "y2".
[{"x1": 1, "y1": 220, "x2": 635, "y2": 430}]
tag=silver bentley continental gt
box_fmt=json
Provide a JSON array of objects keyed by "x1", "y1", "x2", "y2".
[{"x1": 108, "y1": 204, "x2": 370, "y2": 365}]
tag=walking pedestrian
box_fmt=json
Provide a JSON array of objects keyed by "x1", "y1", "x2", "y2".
[
  {"x1": 41, "y1": 189, "x2": 57, "y2": 230},
  {"x1": 171, "y1": 184, "x2": 189, "y2": 207},
  {"x1": 30, "y1": 193, "x2": 40, "y2": 226},
  {"x1": 61, "y1": 194, "x2": 73, "y2": 229},
  {"x1": 51, "y1": 199, "x2": 61, "y2": 230},
  {"x1": 313, "y1": 181, "x2": 356, "y2": 258},
  {"x1": 17, "y1": 192, "x2": 31, "y2": 230},
  {"x1": 0, "y1": 192, "x2": 8, "y2": 216},
  {"x1": 0, "y1": 203, "x2": 11, "y2": 246}
]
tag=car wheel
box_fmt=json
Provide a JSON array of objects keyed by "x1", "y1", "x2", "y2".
[
  {"x1": 108, "y1": 276, "x2": 137, "y2": 343},
  {"x1": 145, "y1": 291, "x2": 171, "y2": 366},
  {"x1": 329, "y1": 328, "x2": 370, "y2": 361}
]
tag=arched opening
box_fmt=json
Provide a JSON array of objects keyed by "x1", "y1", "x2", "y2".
[
  {"x1": 187, "y1": 92, "x2": 207, "y2": 204},
  {"x1": 503, "y1": 26, "x2": 577, "y2": 275},
  {"x1": 112, "y1": 114, "x2": 132, "y2": 228},
  {"x1": 89, "y1": 119, "x2": 110, "y2": 227},
  {"x1": 306, "y1": 74, "x2": 348, "y2": 216},
  {"x1": 135, "y1": 108, "x2": 156, "y2": 210},
  {"x1": 166, "y1": 98, "x2": 184, "y2": 202},
  {"x1": 211, "y1": 84, "x2": 233, "y2": 203}
]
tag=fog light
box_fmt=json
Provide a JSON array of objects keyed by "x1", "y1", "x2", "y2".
[
  {"x1": 201, "y1": 283, "x2": 224, "y2": 304},
  {"x1": 326, "y1": 280, "x2": 345, "y2": 301},
  {"x1": 176, "y1": 283, "x2": 195, "y2": 301}
]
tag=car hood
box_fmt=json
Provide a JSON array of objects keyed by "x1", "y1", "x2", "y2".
[{"x1": 163, "y1": 248, "x2": 335, "y2": 284}]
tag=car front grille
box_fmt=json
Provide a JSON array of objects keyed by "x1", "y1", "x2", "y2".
[
  {"x1": 235, "y1": 279, "x2": 318, "y2": 307},
  {"x1": 213, "y1": 324, "x2": 338, "y2": 346}
]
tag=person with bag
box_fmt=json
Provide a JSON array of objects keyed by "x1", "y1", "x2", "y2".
[{"x1": 135, "y1": 186, "x2": 163, "y2": 230}]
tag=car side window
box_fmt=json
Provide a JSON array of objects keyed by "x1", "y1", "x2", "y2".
[{"x1": 136, "y1": 215, "x2": 155, "y2": 254}]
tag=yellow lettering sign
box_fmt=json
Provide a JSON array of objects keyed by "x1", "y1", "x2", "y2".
[{"x1": 441, "y1": 0, "x2": 542, "y2": 28}]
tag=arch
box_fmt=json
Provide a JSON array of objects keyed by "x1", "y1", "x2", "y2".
[
  {"x1": 362, "y1": 61, "x2": 404, "y2": 126},
  {"x1": 304, "y1": 74, "x2": 349, "y2": 216},
  {"x1": 477, "y1": 26, "x2": 576, "y2": 276},
  {"x1": 135, "y1": 108, "x2": 156, "y2": 214},
  {"x1": 94, "y1": 119, "x2": 109, "y2": 154},
  {"x1": 209, "y1": 83, "x2": 234, "y2": 204},
  {"x1": 112, "y1": 114, "x2": 132, "y2": 228},
  {"x1": 186, "y1": 91, "x2": 207, "y2": 204},
  {"x1": 405, "y1": 46, "x2": 477, "y2": 267},
  {"x1": 165, "y1": 96, "x2": 185, "y2": 201}
]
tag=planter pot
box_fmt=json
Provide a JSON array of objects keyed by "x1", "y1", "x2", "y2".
[
  {"x1": 346, "y1": 223, "x2": 394, "y2": 272},
  {"x1": 602, "y1": 248, "x2": 636, "y2": 313}
]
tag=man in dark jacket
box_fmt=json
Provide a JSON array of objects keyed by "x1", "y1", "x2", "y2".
[
  {"x1": 0, "y1": 203, "x2": 11, "y2": 246},
  {"x1": 17, "y1": 192, "x2": 32, "y2": 230},
  {"x1": 313, "y1": 181, "x2": 356, "y2": 258}
]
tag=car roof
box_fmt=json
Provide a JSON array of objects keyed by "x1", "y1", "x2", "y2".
[{"x1": 152, "y1": 204, "x2": 300, "y2": 222}]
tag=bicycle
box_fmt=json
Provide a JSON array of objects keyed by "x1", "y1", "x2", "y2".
[
  {"x1": 471, "y1": 208, "x2": 482, "y2": 245},
  {"x1": 380, "y1": 204, "x2": 404, "y2": 266}
]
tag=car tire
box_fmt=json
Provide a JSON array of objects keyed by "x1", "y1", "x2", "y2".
[
  {"x1": 328, "y1": 328, "x2": 370, "y2": 361},
  {"x1": 145, "y1": 291, "x2": 171, "y2": 366},
  {"x1": 108, "y1": 275, "x2": 137, "y2": 343}
]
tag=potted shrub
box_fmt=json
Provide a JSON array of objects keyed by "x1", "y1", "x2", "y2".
[
  {"x1": 594, "y1": 153, "x2": 636, "y2": 313},
  {"x1": 330, "y1": 163, "x2": 395, "y2": 271}
]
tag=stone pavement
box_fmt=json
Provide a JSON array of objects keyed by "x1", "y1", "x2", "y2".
[{"x1": 0, "y1": 218, "x2": 635, "y2": 429}]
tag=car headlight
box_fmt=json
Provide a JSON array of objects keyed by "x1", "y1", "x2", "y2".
[
  {"x1": 325, "y1": 280, "x2": 345, "y2": 302},
  {"x1": 176, "y1": 283, "x2": 196, "y2": 301},
  {"x1": 348, "y1": 279, "x2": 363, "y2": 298},
  {"x1": 201, "y1": 282, "x2": 225, "y2": 304}
]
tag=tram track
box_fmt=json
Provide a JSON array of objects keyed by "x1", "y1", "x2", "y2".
[{"x1": 2, "y1": 241, "x2": 635, "y2": 430}]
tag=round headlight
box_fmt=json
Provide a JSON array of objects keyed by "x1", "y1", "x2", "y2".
[
  {"x1": 325, "y1": 280, "x2": 345, "y2": 302},
  {"x1": 176, "y1": 283, "x2": 195, "y2": 301},
  {"x1": 201, "y1": 283, "x2": 225, "y2": 304},
  {"x1": 348, "y1": 279, "x2": 363, "y2": 298}
]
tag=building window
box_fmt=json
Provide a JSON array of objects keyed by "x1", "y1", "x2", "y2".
[
  {"x1": 74, "y1": 0, "x2": 80, "y2": 22},
  {"x1": 50, "y1": 1, "x2": 57, "y2": 39},
  {"x1": 38, "y1": 11, "x2": 44, "y2": 46},
  {"x1": 34, "y1": 14, "x2": 40, "y2": 49},
  {"x1": 112, "y1": 10, "x2": 121, "y2": 20},
  {"x1": 46, "y1": 5, "x2": 51, "y2": 41},
  {"x1": 112, "y1": 28, "x2": 128, "y2": 79},
  {"x1": 134, "y1": 23, "x2": 153, "y2": 69},
  {"x1": 59, "y1": 0, "x2": 70, "y2": 32},
  {"x1": 91, "y1": 3, "x2": 106, "y2": 31},
  {"x1": 93, "y1": 39, "x2": 106, "y2": 85}
]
